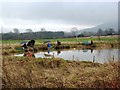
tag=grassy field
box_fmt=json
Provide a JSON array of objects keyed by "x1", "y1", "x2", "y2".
[
  {"x1": 1, "y1": 35, "x2": 119, "y2": 55},
  {"x1": 2, "y1": 56, "x2": 119, "y2": 88},
  {"x1": 1, "y1": 35, "x2": 119, "y2": 44}
]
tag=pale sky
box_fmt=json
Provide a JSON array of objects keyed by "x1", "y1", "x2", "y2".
[{"x1": 0, "y1": 0, "x2": 119, "y2": 33}]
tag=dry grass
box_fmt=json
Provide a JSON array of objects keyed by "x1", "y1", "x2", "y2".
[{"x1": 2, "y1": 56, "x2": 120, "y2": 88}]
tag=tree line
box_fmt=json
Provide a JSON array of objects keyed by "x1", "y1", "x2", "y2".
[
  {"x1": 77, "y1": 28, "x2": 119, "y2": 37},
  {"x1": 2, "y1": 31, "x2": 64, "y2": 40},
  {"x1": 1, "y1": 28, "x2": 119, "y2": 40}
]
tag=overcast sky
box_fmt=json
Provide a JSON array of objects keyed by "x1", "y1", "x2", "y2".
[{"x1": 0, "y1": 0, "x2": 118, "y2": 33}]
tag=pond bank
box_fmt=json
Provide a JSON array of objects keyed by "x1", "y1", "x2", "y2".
[
  {"x1": 2, "y1": 41, "x2": 119, "y2": 55},
  {"x1": 2, "y1": 56, "x2": 119, "y2": 88}
]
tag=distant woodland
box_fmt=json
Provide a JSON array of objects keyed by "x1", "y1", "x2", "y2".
[
  {"x1": 2, "y1": 31, "x2": 64, "y2": 40},
  {"x1": 1, "y1": 28, "x2": 119, "y2": 40}
]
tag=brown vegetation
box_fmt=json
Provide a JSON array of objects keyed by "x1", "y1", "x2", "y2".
[
  {"x1": 1, "y1": 39, "x2": 119, "y2": 88},
  {"x1": 2, "y1": 56, "x2": 120, "y2": 88}
]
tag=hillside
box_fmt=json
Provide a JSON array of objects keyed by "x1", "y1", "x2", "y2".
[{"x1": 78, "y1": 22, "x2": 118, "y2": 34}]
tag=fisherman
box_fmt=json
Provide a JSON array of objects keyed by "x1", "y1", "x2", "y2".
[
  {"x1": 22, "y1": 40, "x2": 36, "y2": 57},
  {"x1": 57, "y1": 40, "x2": 61, "y2": 46},
  {"x1": 23, "y1": 50, "x2": 35, "y2": 58},
  {"x1": 47, "y1": 42, "x2": 51, "y2": 49},
  {"x1": 90, "y1": 40, "x2": 93, "y2": 45}
]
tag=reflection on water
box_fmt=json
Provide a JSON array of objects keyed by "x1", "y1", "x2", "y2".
[
  {"x1": 15, "y1": 49, "x2": 118, "y2": 63},
  {"x1": 57, "y1": 50, "x2": 61, "y2": 55},
  {"x1": 17, "y1": 49, "x2": 35, "y2": 58},
  {"x1": 23, "y1": 51, "x2": 35, "y2": 58}
]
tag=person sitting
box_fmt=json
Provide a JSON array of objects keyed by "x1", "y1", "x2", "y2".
[
  {"x1": 23, "y1": 50, "x2": 35, "y2": 58},
  {"x1": 47, "y1": 43, "x2": 51, "y2": 48},
  {"x1": 90, "y1": 40, "x2": 93, "y2": 45},
  {"x1": 57, "y1": 40, "x2": 61, "y2": 46}
]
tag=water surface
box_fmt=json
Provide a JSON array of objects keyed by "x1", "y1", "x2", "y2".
[{"x1": 15, "y1": 49, "x2": 118, "y2": 63}]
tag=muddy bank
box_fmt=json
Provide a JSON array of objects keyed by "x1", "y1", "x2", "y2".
[
  {"x1": 35, "y1": 41, "x2": 119, "y2": 49},
  {"x1": 2, "y1": 56, "x2": 119, "y2": 88},
  {"x1": 2, "y1": 41, "x2": 119, "y2": 55}
]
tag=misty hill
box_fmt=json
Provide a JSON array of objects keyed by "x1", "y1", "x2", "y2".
[{"x1": 78, "y1": 22, "x2": 118, "y2": 34}]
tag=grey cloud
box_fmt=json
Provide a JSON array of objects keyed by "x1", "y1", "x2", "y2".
[{"x1": 1, "y1": 2, "x2": 118, "y2": 26}]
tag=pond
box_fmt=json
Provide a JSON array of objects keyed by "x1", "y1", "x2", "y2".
[{"x1": 14, "y1": 48, "x2": 119, "y2": 63}]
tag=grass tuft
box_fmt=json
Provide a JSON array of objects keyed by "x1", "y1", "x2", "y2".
[{"x1": 2, "y1": 56, "x2": 119, "y2": 88}]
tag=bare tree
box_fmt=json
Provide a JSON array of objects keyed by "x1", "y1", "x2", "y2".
[
  {"x1": 97, "y1": 28, "x2": 103, "y2": 41},
  {"x1": 41, "y1": 28, "x2": 46, "y2": 32},
  {"x1": 105, "y1": 28, "x2": 115, "y2": 35},
  {"x1": 26, "y1": 29, "x2": 33, "y2": 33},
  {"x1": 97, "y1": 28, "x2": 104, "y2": 36},
  {"x1": 13, "y1": 28, "x2": 19, "y2": 34},
  {"x1": 108, "y1": 28, "x2": 115, "y2": 35},
  {"x1": 71, "y1": 27, "x2": 78, "y2": 38}
]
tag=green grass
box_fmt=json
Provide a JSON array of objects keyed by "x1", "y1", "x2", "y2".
[{"x1": 1, "y1": 36, "x2": 118, "y2": 44}]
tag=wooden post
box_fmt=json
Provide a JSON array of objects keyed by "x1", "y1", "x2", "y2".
[
  {"x1": 113, "y1": 55, "x2": 114, "y2": 61},
  {"x1": 73, "y1": 55, "x2": 74, "y2": 60},
  {"x1": 93, "y1": 56, "x2": 95, "y2": 63}
]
